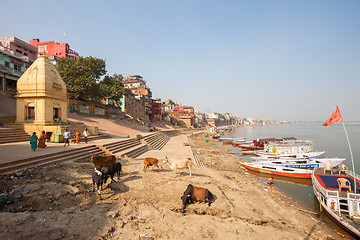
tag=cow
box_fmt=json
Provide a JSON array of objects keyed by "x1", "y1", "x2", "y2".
[
  {"x1": 92, "y1": 169, "x2": 107, "y2": 200},
  {"x1": 105, "y1": 162, "x2": 122, "y2": 183},
  {"x1": 143, "y1": 157, "x2": 161, "y2": 172},
  {"x1": 163, "y1": 156, "x2": 192, "y2": 177},
  {"x1": 90, "y1": 155, "x2": 116, "y2": 171},
  {"x1": 181, "y1": 184, "x2": 214, "y2": 209}
]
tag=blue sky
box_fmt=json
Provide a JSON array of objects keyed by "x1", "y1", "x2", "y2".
[{"x1": 3, "y1": 0, "x2": 360, "y2": 121}]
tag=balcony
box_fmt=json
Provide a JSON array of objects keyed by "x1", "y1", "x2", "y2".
[
  {"x1": 0, "y1": 64, "x2": 24, "y2": 77},
  {"x1": 0, "y1": 46, "x2": 29, "y2": 62}
]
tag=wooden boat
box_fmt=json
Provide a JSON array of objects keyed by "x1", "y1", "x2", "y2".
[
  {"x1": 312, "y1": 166, "x2": 360, "y2": 238},
  {"x1": 219, "y1": 137, "x2": 246, "y2": 145},
  {"x1": 244, "y1": 168, "x2": 312, "y2": 186},
  {"x1": 241, "y1": 161, "x2": 313, "y2": 178},
  {"x1": 239, "y1": 137, "x2": 294, "y2": 150},
  {"x1": 251, "y1": 157, "x2": 346, "y2": 169},
  {"x1": 253, "y1": 151, "x2": 325, "y2": 160}
]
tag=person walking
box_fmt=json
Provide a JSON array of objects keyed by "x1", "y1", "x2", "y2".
[
  {"x1": 83, "y1": 128, "x2": 89, "y2": 143},
  {"x1": 38, "y1": 130, "x2": 47, "y2": 148},
  {"x1": 63, "y1": 129, "x2": 70, "y2": 146},
  {"x1": 75, "y1": 131, "x2": 80, "y2": 144},
  {"x1": 30, "y1": 132, "x2": 38, "y2": 151}
]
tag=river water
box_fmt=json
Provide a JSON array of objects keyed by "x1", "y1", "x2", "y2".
[{"x1": 223, "y1": 123, "x2": 360, "y2": 238}]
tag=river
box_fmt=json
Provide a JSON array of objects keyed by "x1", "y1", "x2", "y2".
[{"x1": 223, "y1": 123, "x2": 360, "y2": 238}]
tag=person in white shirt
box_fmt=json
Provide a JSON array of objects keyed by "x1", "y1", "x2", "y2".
[
  {"x1": 63, "y1": 129, "x2": 70, "y2": 146},
  {"x1": 83, "y1": 128, "x2": 89, "y2": 143}
]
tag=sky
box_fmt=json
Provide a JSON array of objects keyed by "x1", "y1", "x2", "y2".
[{"x1": 3, "y1": 0, "x2": 360, "y2": 121}]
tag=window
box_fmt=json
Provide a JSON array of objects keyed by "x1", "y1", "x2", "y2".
[
  {"x1": 14, "y1": 65, "x2": 21, "y2": 71},
  {"x1": 16, "y1": 49, "x2": 23, "y2": 54},
  {"x1": 28, "y1": 107, "x2": 35, "y2": 119},
  {"x1": 53, "y1": 108, "x2": 59, "y2": 121},
  {"x1": 5, "y1": 61, "x2": 9, "y2": 67},
  {"x1": 24, "y1": 52, "x2": 28, "y2": 56},
  {"x1": 38, "y1": 45, "x2": 47, "y2": 53}
]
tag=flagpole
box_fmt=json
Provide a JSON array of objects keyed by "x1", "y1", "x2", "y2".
[{"x1": 342, "y1": 121, "x2": 357, "y2": 212}]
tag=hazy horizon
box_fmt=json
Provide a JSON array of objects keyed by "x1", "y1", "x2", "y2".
[{"x1": 3, "y1": 0, "x2": 360, "y2": 122}]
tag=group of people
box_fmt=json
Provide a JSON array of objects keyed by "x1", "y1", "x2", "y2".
[{"x1": 30, "y1": 128, "x2": 90, "y2": 151}]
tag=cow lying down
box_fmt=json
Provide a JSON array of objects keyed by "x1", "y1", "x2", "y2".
[{"x1": 181, "y1": 184, "x2": 215, "y2": 209}]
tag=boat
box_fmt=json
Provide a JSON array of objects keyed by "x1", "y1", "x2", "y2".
[
  {"x1": 219, "y1": 137, "x2": 246, "y2": 145},
  {"x1": 251, "y1": 151, "x2": 326, "y2": 160},
  {"x1": 239, "y1": 137, "x2": 295, "y2": 151},
  {"x1": 255, "y1": 139, "x2": 313, "y2": 156},
  {"x1": 251, "y1": 157, "x2": 346, "y2": 169},
  {"x1": 312, "y1": 165, "x2": 360, "y2": 238},
  {"x1": 241, "y1": 161, "x2": 313, "y2": 179}
]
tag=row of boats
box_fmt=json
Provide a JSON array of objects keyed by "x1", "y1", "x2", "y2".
[{"x1": 214, "y1": 135, "x2": 360, "y2": 238}]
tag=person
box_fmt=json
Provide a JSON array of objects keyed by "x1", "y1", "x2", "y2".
[
  {"x1": 30, "y1": 132, "x2": 38, "y2": 151},
  {"x1": 83, "y1": 128, "x2": 89, "y2": 143},
  {"x1": 75, "y1": 131, "x2": 80, "y2": 144},
  {"x1": 267, "y1": 177, "x2": 274, "y2": 186},
  {"x1": 38, "y1": 130, "x2": 47, "y2": 148},
  {"x1": 63, "y1": 129, "x2": 70, "y2": 146}
]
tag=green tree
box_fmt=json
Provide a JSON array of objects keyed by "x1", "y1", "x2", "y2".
[
  {"x1": 57, "y1": 56, "x2": 106, "y2": 101},
  {"x1": 99, "y1": 73, "x2": 125, "y2": 104}
]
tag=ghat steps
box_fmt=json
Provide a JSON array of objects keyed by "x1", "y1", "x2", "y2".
[{"x1": 0, "y1": 127, "x2": 31, "y2": 144}]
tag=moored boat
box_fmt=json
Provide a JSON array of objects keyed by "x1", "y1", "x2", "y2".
[
  {"x1": 240, "y1": 161, "x2": 313, "y2": 179},
  {"x1": 312, "y1": 165, "x2": 360, "y2": 238}
]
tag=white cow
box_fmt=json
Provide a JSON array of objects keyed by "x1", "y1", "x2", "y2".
[{"x1": 163, "y1": 156, "x2": 192, "y2": 177}]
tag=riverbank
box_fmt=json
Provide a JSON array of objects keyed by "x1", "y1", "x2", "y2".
[{"x1": 0, "y1": 131, "x2": 342, "y2": 239}]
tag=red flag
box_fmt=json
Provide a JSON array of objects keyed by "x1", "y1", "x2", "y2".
[{"x1": 323, "y1": 106, "x2": 343, "y2": 127}]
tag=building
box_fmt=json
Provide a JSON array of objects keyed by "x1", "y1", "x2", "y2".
[
  {"x1": 0, "y1": 37, "x2": 38, "y2": 68},
  {"x1": 122, "y1": 75, "x2": 152, "y2": 98},
  {"x1": 151, "y1": 98, "x2": 162, "y2": 121},
  {"x1": 0, "y1": 42, "x2": 29, "y2": 94},
  {"x1": 122, "y1": 75, "x2": 152, "y2": 117},
  {"x1": 29, "y1": 39, "x2": 79, "y2": 60},
  {"x1": 14, "y1": 56, "x2": 68, "y2": 134}
]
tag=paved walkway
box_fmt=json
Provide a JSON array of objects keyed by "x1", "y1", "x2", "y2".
[{"x1": 0, "y1": 137, "x2": 125, "y2": 164}]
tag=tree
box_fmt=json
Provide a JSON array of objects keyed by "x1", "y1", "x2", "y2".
[
  {"x1": 57, "y1": 56, "x2": 107, "y2": 101},
  {"x1": 99, "y1": 74, "x2": 125, "y2": 104}
]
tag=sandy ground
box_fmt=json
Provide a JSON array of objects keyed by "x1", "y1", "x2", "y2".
[{"x1": 0, "y1": 132, "x2": 343, "y2": 240}]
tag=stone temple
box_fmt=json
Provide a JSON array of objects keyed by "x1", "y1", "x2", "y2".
[{"x1": 14, "y1": 56, "x2": 68, "y2": 134}]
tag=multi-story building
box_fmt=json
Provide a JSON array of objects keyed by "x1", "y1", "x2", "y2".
[
  {"x1": 122, "y1": 75, "x2": 152, "y2": 116},
  {"x1": 151, "y1": 98, "x2": 162, "y2": 121},
  {"x1": 0, "y1": 37, "x2": 38, "y2": 68},
  {"x1": 0, "y1": 38, "x2": 34, "y2": 94},
  {"x1": 29, "y1": 39, "x2": 79, "y2": 60}
]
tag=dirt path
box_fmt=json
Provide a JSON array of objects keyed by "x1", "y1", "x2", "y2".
[{"x1": 0, "y1": 133, "x2": 342, "y2": 239}]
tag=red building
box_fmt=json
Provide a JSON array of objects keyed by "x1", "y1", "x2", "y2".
[
  {"x1": 29, "y1": 39, "x2": 79, "y2": 59},
  {"x1": 151, "y1": 98, "x2": 162, "y2": 121}
]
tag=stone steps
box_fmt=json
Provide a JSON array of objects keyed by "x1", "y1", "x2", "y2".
[
  {"x1": 99, "y1": 138, "x2": 149, "y2": 159},
  {"x1": 0, "y1": 127, "x2": 31, "y2": 144},
  {"x1": 142, "y1": 132, "x2": 170, "y2": 150},
  {"x1": 0, "y1": 145, "x2": 105, "y2": 174}
]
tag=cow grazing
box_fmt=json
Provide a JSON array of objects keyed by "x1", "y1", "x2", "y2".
[
  {"x1": 92, "y1": 169, "x2": 107, "y2": 200},
  {"x1": 90, "y1": 155, "x2": 116, "y2": 171},
  {"x1": 163, "y1": 156, "x2": 192, "y2": 177},
  {"x1": 143, "y1": 157, "x2": 161, "y2": 172},
  {"x1": 181, "y1": 184, "x2": 214, "y2": 208},
  {"x1": 105, "y1": 162, "x2": 122, "y2": 183}
]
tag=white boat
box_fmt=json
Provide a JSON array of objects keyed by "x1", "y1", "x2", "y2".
[
  {"x1": 253, "y1": 151, "x2": 325, "y2": 160},
  {"x1": 312, "y1": 165, "x2": 360, "y2": 238},
  {"x1": 255, "y1": 140, "x2": 313, "y2": 156},
  {"x1": 251, "y1": 157, "x2": 346, "y2": 169}
]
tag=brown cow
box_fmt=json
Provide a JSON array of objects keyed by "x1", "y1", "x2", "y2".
[
  {"x1": 143, "y1": 157, "x2": 161, "y2": 172},
  {"x1": 181, "y1": 184, "x2": 214, "y2": 209},
  {"x1": 90, "y1": 155, "x2": 116, "y2": 171}
]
